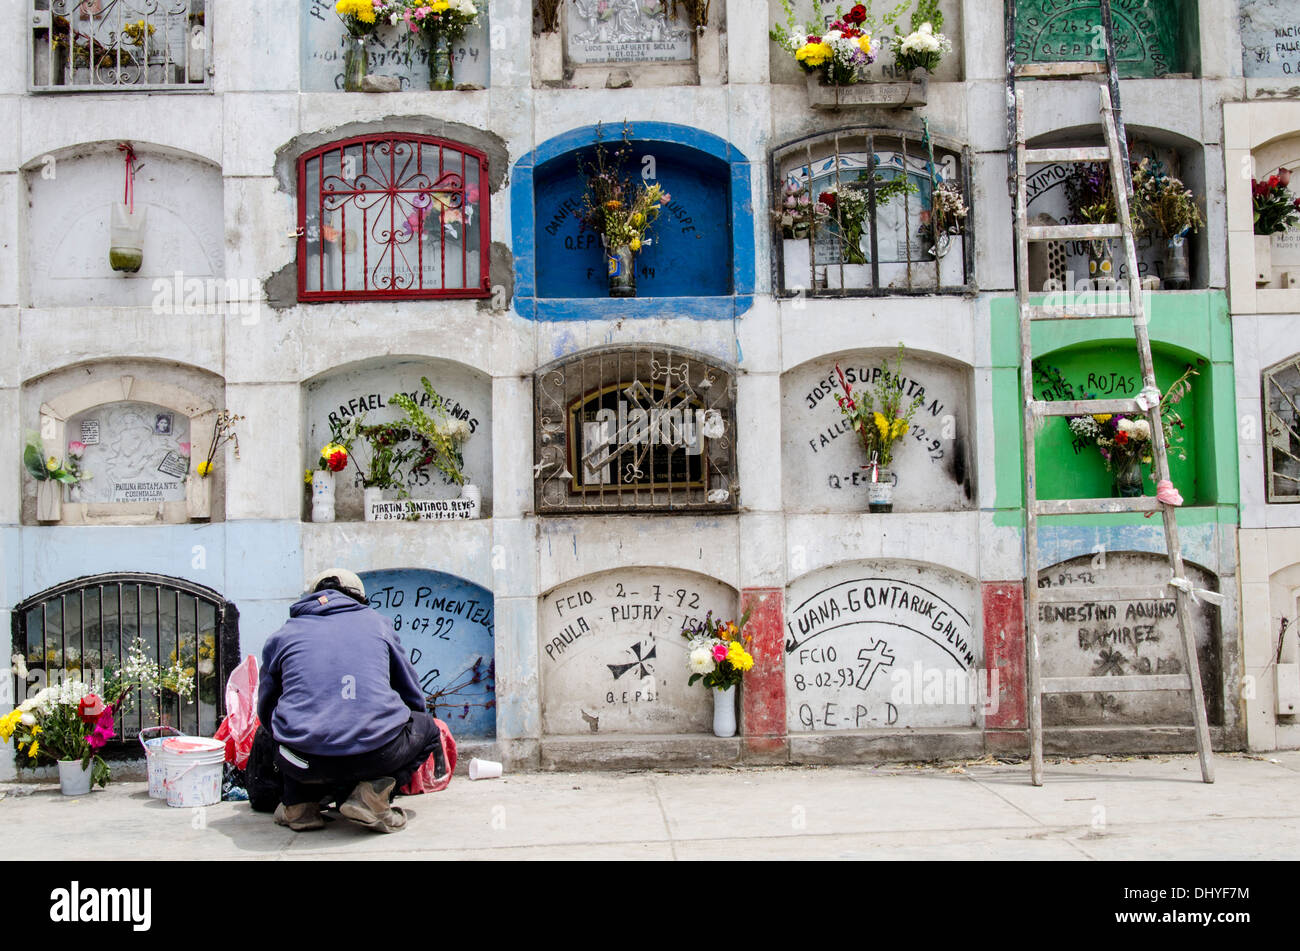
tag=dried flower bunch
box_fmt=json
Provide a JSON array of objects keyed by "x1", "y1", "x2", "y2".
[
  {"x1": 577, "y1": 124, "x2": 671, "y2": 254},
  {"x1": 1131, "y1": 157, "x2": 1203, "y2": 240}
]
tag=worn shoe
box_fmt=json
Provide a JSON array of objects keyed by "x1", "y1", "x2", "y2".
[
  {"x1": 340, "y1": 777, "x2": 407, "y2": 833},
  {"x1": 273, "y1": 801, "x2": 325, "y2": 832}
]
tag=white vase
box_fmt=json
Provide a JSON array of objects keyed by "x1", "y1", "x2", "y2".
[
  {"x1": 186, "y1": 474, "x2": 211, "y2": 520},
  {"x1": 311, "y1": 470, "x2": 335, "y2": 523},
  {"x1": 712, "y1": 685, "x2": 737, "y2": 738},
  {"x1": 58, "y1": 759, "x2": 92, "y2": 796},
  {"x1": 36, "y1": 479, "x2": 61, "y2": 521},
  {"x1": 1256, "y1": 234, "x2": 1274, "y2": 286},
  {"x1": 363, "y1": 486, "x2": 382, "y2": 522}
]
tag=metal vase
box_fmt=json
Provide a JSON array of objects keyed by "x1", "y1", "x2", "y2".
[{"x1": 606, "y1": 244, "x2": 636, "y2": 298}]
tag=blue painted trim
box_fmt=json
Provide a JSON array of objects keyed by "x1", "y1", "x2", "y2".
[{"x1": 511, "y1": 122, "x2": 754, "y2": 321}]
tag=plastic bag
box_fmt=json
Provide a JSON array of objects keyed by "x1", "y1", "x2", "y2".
[
  {"x1": 109, "y1": 202, "x2": 146, "y2": 273},
  {"x1": 213, "y1": 654, "x2": 260, "y2": 769},
  {"x1": 399, "y1": 718, "x2": 457, "y2": 795}
]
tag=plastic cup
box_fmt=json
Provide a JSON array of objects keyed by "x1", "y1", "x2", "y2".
[{"x1": 468, "y1": 757, "x2": 503, "y2": 781}]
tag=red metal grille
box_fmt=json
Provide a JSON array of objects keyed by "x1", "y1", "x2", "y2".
[{"x1": 298, "y1": 134, "x2": 490, "y2": 301}]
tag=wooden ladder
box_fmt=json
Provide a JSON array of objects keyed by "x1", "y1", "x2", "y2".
[{"x1": 1010, "y1": 11, "x2": 1215, "y2": 786}]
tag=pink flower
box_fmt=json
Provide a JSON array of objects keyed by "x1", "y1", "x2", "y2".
[
  {"x1": 179, "y1": 442, "x2": 191, "y2": 456},
  {"x1": 1279, "y1": 167, "x2": 1292, "y2": 188},
  {"x1": 712, "y1": 643, "x2": 728, "y2": 663},
  {"x1": 87, "y1": 709, "x2": 115, "y2": 749},
  {"x1": 67, "y1": 441, "x2": 86, "y2": 456}
]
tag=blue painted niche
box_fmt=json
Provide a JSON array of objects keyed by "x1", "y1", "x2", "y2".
[
  {"x1": 359, "y1": 568, "x2": 495, "y2": 738},
  {"x1": 512, "y1": 122, "x2": 755, "y2": 321}
]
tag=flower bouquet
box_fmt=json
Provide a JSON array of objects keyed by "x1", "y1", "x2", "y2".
[
  {"x1": 1131, "y1": 157, "x2": 1203, "y2": 289},
  {"x1": 832, "y1": 345, "x2": 923, "y2": 512},
  {"x1": 23, "y1": 431, "x2": 86, "y2": 521},
  {"x1": 889, "y1": 22, "x2": 951, "y2": 74},
  {"x1": 403, "y1": 0, "x2": 481, "y2": 90},
  {"x1": 336, "y1": 0, "x2": 405, "y2": 90},
  {"x1": 770, "y1": 0, "x2": 882, "y2": 87},
  {"x1": 577, "y1": 127, "x2": 671, "y2": 298},
  {"x1": 1065, "y1": 162, "x2": 1118, "y2": 283},
  {"x1": 683, "y1": 609, "x2": 754, "y2": 737},
  {"x1": 919, "y1": 179, "x2": 968, "y2": 262},
  {"x1": 1252, "y1": 167, "x2": 1299, "y2": 285},
  {"x1": 774, "y1": 180, "x2": 819, "y2": 239},
  {"x1": 814, "y1": 170, "x2": 916, "y2": 266}
]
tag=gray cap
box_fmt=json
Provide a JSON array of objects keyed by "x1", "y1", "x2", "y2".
[{"x1": 308, "y1": 568, "x2": 366, "y2": 598}]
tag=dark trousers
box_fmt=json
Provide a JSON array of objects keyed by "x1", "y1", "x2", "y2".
[{"x1": 276, "y1": 712, "x2": 444, "y2": 807}]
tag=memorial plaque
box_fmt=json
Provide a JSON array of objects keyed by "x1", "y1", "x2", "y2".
[
  {"x1": 1037, "y1": 552, "x2": 1221, "y2": 725},
  {"x1": 1241, "y1": 0, "x2": 1300, "y2": 78},
  {"x1": 781, "y1": 352, "x2": 973, "y2": 513},
  {"x1": 786, "y1": 562, "x2": 981, "y2": 732},
  {"x1": 360, "y1": 568, "x2": 495, "y2": 737},
  {"x1": 1013, "y1": 0, "x2": 1183, "y2": 78},
  {"x1": 79, "y1": 420, "x2": 100, "y2": 446},
  {"x1": 66, "y1": 401, "x2": 191, "y2": 505},
  {"x1": 540, "y1": 569, "x2": 735, "y2": 735},
  {"x1": 300, "y1": 0, "x2": 490, "y2": 90},
  {"x1": 565, "y1": 0, "x2": 693, "y2": 65}
]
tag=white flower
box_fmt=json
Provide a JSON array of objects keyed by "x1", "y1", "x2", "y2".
[
  {"x1": 824, "y1": 29, "x2": 843, "y2": 41},
  {"x1": 689, "y1": 647, "x2": 716, "y2": 675},
  {"x1": 19, "y1": 712, "x2": 35, "y2": 727},
  {"x1": 198, "y1": 658, "x2": 214, "y2": 676},
  {"x1": 11, "y1": 652, "x2": 27, "y2": 680},
  {"x1": 919, "y1": 21, "x2": 933, "y2": 34},
  {"x1": 1131, "y1": 419, "x2": 1152, "y2": 440},
  {"x1": 1117, "y1": 419, "x2": 1135, "y2": 434}
]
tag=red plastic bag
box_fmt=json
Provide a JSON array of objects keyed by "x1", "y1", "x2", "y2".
[
  {"x1": 213, "y1": 655, "x2": 260, "y2": 768},
  {"x1": 399, "y1": 718, "x2": 457, "y2": 795}
]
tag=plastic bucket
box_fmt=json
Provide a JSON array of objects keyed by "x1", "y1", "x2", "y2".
[
  {"x1": 160, "y1": 737, "x2": 225, "y2": 808},
  {"x1": 139, "y1": 726, "x2": 184, "y2": 799}
]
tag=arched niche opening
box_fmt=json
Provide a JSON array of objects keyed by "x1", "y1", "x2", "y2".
[
  {"x1": 538, "y1": 567, "x2": 738, "y2": 735},
  {"x1": 23, "y1": 142, "x2": 224, "y2": 308},
  {"x1": 780, "y1": 348, "x2": 975, "y2": 513},
  {"x1": 358, "y1": 568, "x2": 496, "y2": 738},
  {"x1": 785, "y1": 559, "x2": 981, "y2": 732}
]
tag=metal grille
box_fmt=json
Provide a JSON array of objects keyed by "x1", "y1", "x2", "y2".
[
  {"x1": 30, "y1": 0, "x2": 211, "y2": 91},
  {"x1": 298, "y1": 134, "x2": 491, "y2": 302},
  {"x1": 1266, "y1": 358, "x2": 1300, "y2": 503},
  {"x1": 534, "y1": 346, "x2": 738, "y2": 514},
  {"x1": 771, "y1": 127, "x2": 974, "y2": 297},
  {"x1": 11, "y1": 574, "x2": 238, "y2": 752}
]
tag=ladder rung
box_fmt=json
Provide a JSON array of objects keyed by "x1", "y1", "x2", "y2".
[
  {"x1": 1034, "y1": 496, "x2": 1162, "y2": 516},
  {"x1": 1030, "y1": 398, "x2": 1140, "y2": 418},
  {"x1": 1041, "y1": 675, "x2": 1192, "y2": 694},
  {"x1": 1026, "y1": 224, "x2": 1123, "y2": 241},
  {"x1": 1035, "y1": 584, "x2": 1172, "y2": 604},
  {"x1": 1023, "y1": 303, "x2": 1136, "y2": 320},
  {"x1": 1023, "y1": 147, "x2": 1112, "y2": 165},
  {"x1": 1014, "y1": 62, "x2": 1108, "y2": 79}
]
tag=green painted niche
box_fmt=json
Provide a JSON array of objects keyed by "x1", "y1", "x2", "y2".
[
  {"x1": 1012, "y1": 0, "x2": 1190, "y2": 78},
  {"x1": 1032, "y1": 343, "x2": 1215, "y2": 504}
]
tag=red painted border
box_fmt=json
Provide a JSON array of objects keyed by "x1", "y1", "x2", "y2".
[
  {"x1": 982, "y1": 581, "x2": 1026, "y2": 730},
  {"x1": 740, "y1": 587, "x2": 785, "y2": 753}
]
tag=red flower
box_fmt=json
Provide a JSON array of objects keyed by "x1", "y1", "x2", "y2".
[
  {"x1": 78, "y1": 694, "x2": 107, "y2": 724},
  {"x1": 845, "y1": 3, "x2": 867, "y2": 24},
  {"x1": 819, "y1": 191, "x2": 837, "y2": 208},
  {"x1": 325, "y1": 449, "x2": 348, "y2": 472},
  {"x1": 1115, "y1": 431, "x2": 1129, "y2": 445},
  {"x1": 806, "y1": 33, "x2": 820, "y2": 43},
  {"x1": 1280, "y1": 167, "x2": 1292, "y2": 187},
  {"x1": 1268, "y1": 175, "x2": 1280, "y2": 189}
]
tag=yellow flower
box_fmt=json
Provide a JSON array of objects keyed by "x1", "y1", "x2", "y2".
[
  {"x1": 0, "y1": 709, "x2": 20, "y2": 742},
  {"x1": 891, "y1": 417, "x2": 909, "y2": 439},
  {"x1": 857, "y1": 34, "x2": 872, "y2": 56},
  {"x1": 431, "y1": 0, "x2": 451, "y2": 10},
  {"x1": 796, "y1": 42, "x2": 833, "y2": 67},
  {"x1": 873, "y1": 412, "x2": 890, "y2": 441},
  {"x1": 305, "y1": 468, "x2": 314, "y2": 485},
  {"x1": 27, "y1": 739, "x2": 39, "y2": 759},
  {"x1": 629, "y1": 238, "x2": 642, "y2": 251},
  {"x1": 196, "y1": 460, "x2": 213, "y2": 477},
  {"x1": 632, "y1": 212, "x2": 645, "y2": 226},
  {"x1": 1093, "y1": 414, "x2": 1112, "y2": 423},
  {"x1": 46, "y1": 456, "x2": 58, "y2": 471},
  {"x1": 336, "y1": 0, "x2": 376, "y2": 21}
]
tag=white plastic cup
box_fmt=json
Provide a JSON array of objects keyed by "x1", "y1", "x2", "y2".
[{"x1": 468, "y1": 757, "x2": 502, "y2": 781}]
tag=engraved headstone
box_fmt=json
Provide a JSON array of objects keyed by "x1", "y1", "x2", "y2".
[
  {"x1": 66, "y1": 401, "x2": 191, "y2": 505},
  {"x1": 565, "y1": 0, "x2": 693, "y2": 65},
  {"x1": 1240, "y1": 0, "x2": 1300, "y2": 78},
  {"x1": 1013, "y1": 0, "x2": 1183, "y2": 78}
]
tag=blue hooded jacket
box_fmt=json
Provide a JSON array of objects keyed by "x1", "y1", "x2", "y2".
[{"x1": 257, "y1": 589, "x2": 426, "y2": 757}]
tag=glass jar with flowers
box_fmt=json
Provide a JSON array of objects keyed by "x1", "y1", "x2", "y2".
[
  {"x1": 577, "y1": 127, "x2": 671, "y2": 298},
  {"x1": 1252, "y1": 167, "x2": 1300, "y2": 286},
  {"x1": 683, "y1": 609, "x2": 754, "y2": 737},
  {"x1": 831, "y1": 345, "x2": 923, "y2": 512},
  {"x1": 1064, "y1": 162, "x2": 1118, "y2": 287},
  {"x1": 402, "y1": 0, "x2": 481, "y2": 91},
  {"x1": 1131, "y1": 158, "x2": 1204, "y2": 290}
]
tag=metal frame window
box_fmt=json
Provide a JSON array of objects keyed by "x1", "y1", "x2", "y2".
[
  {"x1": 297, "y1": 134, "x2": 491, "y2": 302},
  {"x1": 30, "y1": 0, "x2": 211, "y2": 92},
  {"x1": 1266, "y1": 357, "x2": 1300, "y2": 503},
  {"x1": 534, "y1": 346, "x2": 738, "y2": 515},
  {"x1": 771, "y1": 127, "x2": 974, "y2": 297},
  {"x1": 11, "y1": 573, "x2": 239, "y2": 757}
]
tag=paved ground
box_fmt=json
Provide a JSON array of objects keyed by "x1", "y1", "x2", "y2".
[{"x1": 3, "y1": 751, "x2": 1299, "y2": 860}]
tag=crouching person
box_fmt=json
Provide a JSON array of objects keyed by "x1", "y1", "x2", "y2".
[{"x1": 258, "y1": 569, "x2": 443, "y2": 833}]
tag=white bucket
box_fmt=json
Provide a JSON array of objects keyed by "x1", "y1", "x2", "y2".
[
  {"x1": 160, "y1": 737, "x2": 225, "y2": 808},
  {"x1": 139, "y1": 726, "x2": 184, "y2": 799}
]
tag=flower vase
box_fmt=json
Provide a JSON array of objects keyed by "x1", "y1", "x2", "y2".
[
  {"x1": 712, "y1": 685, "x2": 737, "y2": 738},
  {"x1": 1256, "y1": 234, "x2": 1273, "y2": 286},
  {"x1": 606, "y1": 243, "x2": 636, "y2": 297},
  {"x1": 868, "y1": 467, "x2": 897, "y2": 513},
  {"x1": 36, "y1": 479, "x2": 61, "y2": 521},
  {"x1": 343, "y1": 33, "x2": 369, "y2": 92},
  {"x1": 429, "y1": 33, "x2": 453, "y2": 90},
  {"x1": 1088, "y1": 240, "x2": 1115, "y2": 289},
  {"x1": 311, "y1": 470, "x2": 335, "y2": 523},
  {"x1": 1112, "y1": 454, "x2": 1144, "y2": 498},
  {"x1": 58, "y1": 759, "x2": 92, "y2": 796},
  {"x1": 460, "y1": 483, "x2": 481, "y2": 517},
  {"x1": 186, "y1": 474, "x2": 211, "y2": 520},
  {"x1": 1163, "y1": 234, "x2": 1191, "y2": 290},
  {"x1": 363, "y1": 486, "x2": 382, "y2": 522}
]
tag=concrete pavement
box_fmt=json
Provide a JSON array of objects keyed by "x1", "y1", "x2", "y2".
[{"x1": 2, "y1": 751, "x2": 1299, "y2": 860}]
